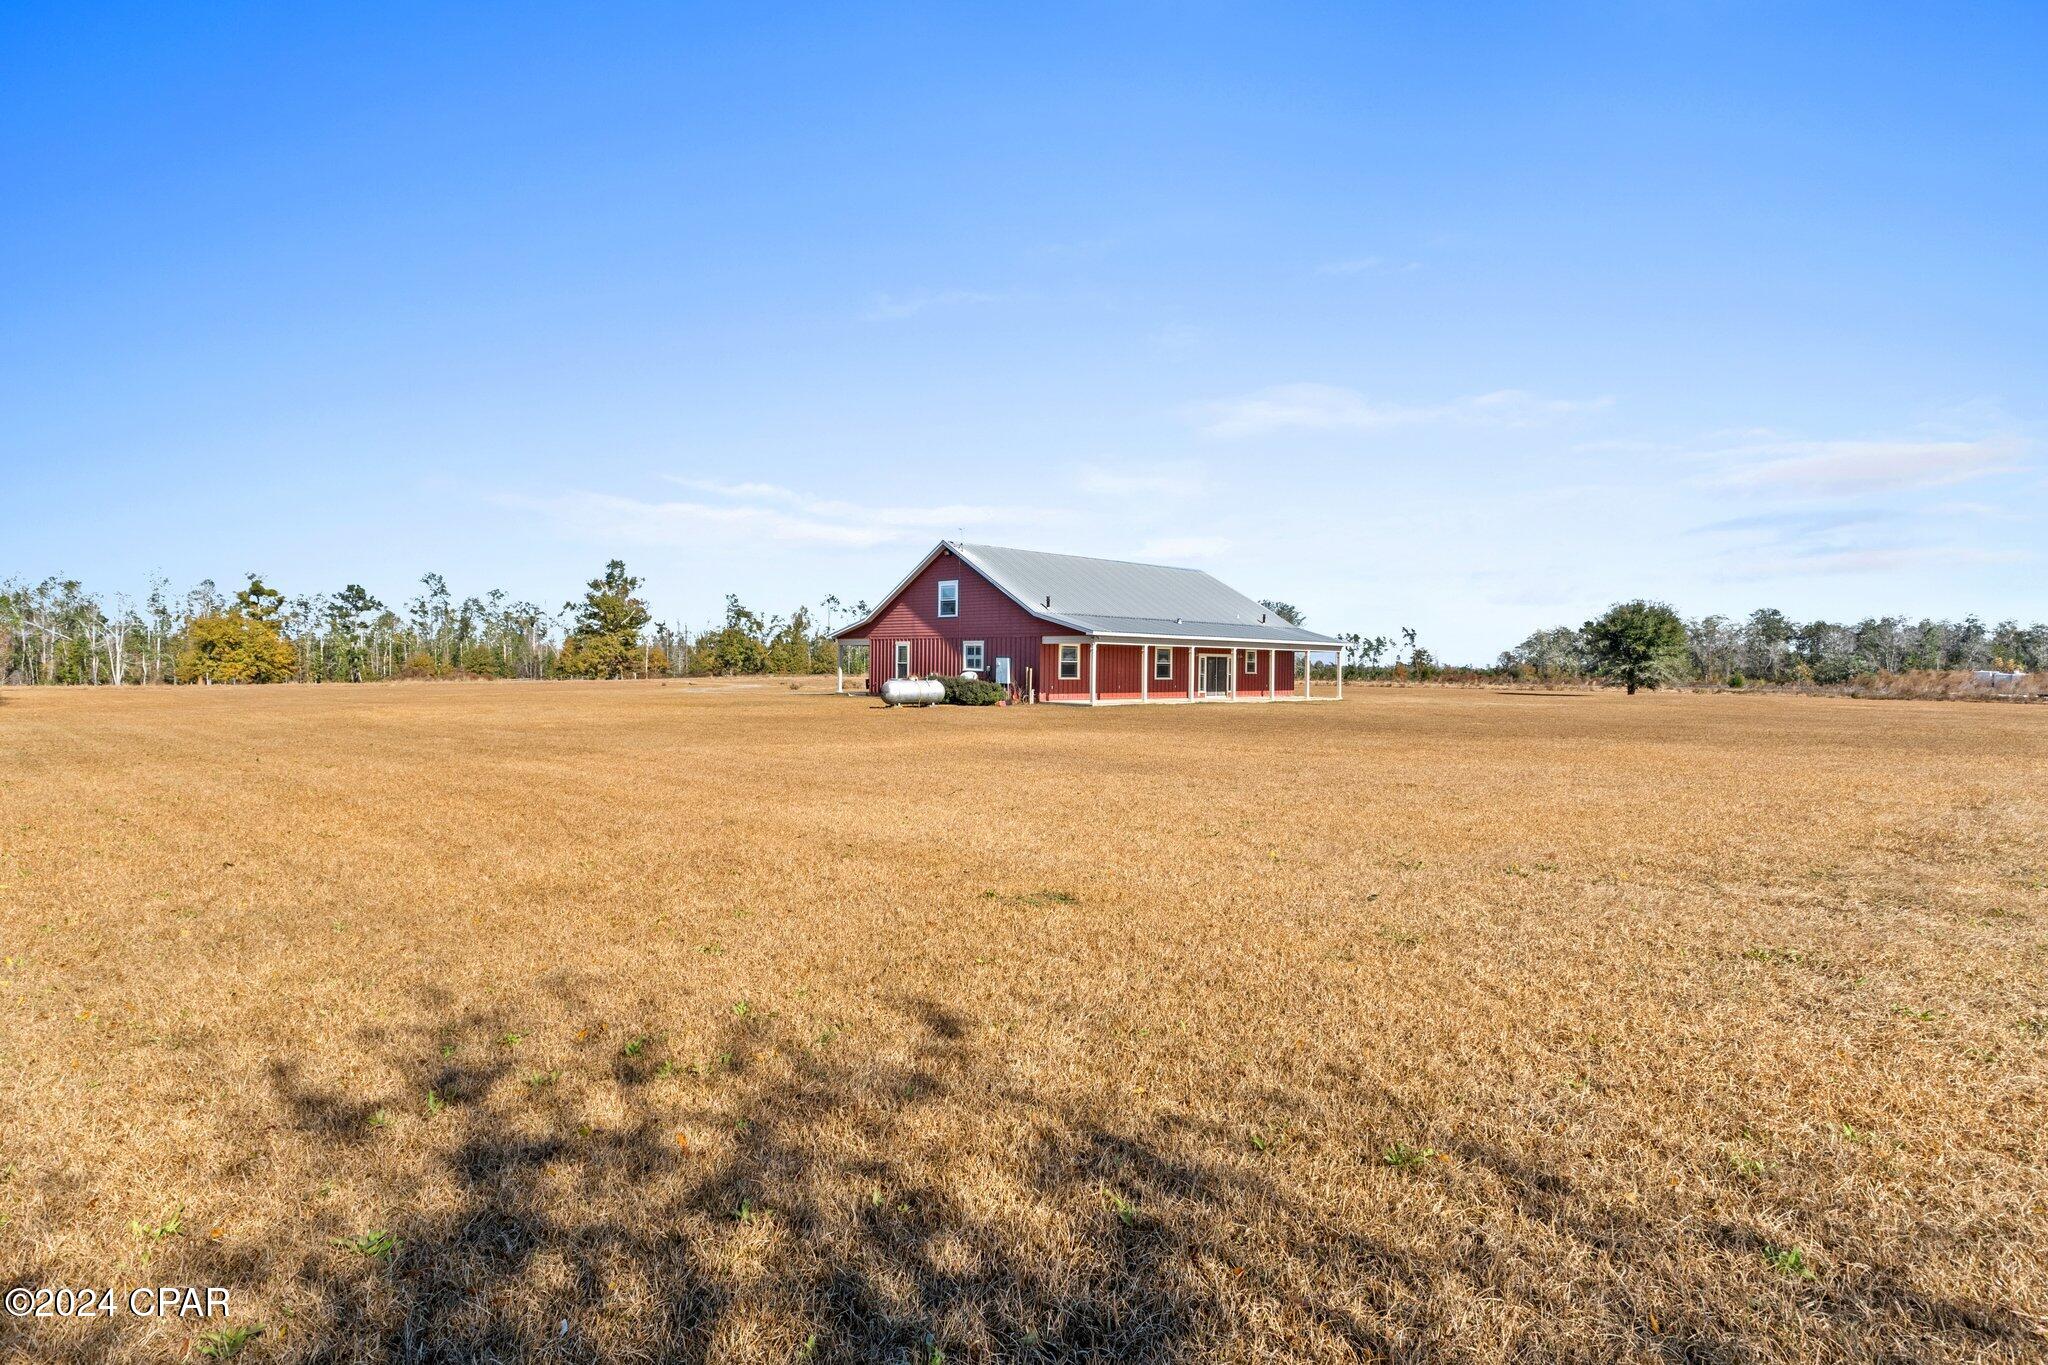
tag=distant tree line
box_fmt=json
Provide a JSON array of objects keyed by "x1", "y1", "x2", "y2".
[
  {"x1": 0, "y1": 562, "x2": 870, "y2": 685},
  {"x1": 1287, "y1": 596, "x2": 2041, "y2": 695},
  {"x1": 1500, "y1": 605, "x2": 2046, "y2": 688}
]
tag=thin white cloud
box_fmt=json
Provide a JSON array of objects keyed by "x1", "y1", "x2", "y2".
[
  {"x1": 801, "y1": 498, "x2": 1059, "y2": 530},
  {"x1": 1571, "y1": 437, "x2": 1667, "y2": 455},
  {"x1": 1705, "y1": 437, "x2": 2025, "y2": 497},
  {"x1": 1196, "y1": 383, "x2": 1611, "y2": 438},
  {"x1": 863, "y1": 289, "x2": 1003, "y2": 321},
  {"x1": 1724, "y1": 545, "x2": 2033, "y2": 578},
  {"x1": 1076, "y1": 461, "x2": 1209, "y2": 499},
  {"x1": 663, "y1": 478, "x2": 801, "y2": 502},
  {"x1": 1693, "y1": 493, "x2": 2037, "y2": 580},
  {"x1": 505, "y1": 481, "x2": 1069, "y2": 551},
  {"x1": 502, "y1": 492, "x2": 897, "y2": 548},
  {"x1": 1134, "y1": 536, "x2": 1230, "y2": 561},
  {"x1": 1465, "y1": 389, "x2": 1615, "y2": 423},
  {"x1": 1317, "y1": 256, "x2": 1420, "y2": 275},
  {"x1": 1926, "y1": 499, "x2": 2030, "y2": 521}
]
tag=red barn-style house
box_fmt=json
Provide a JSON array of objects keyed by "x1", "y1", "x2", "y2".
[{"x1": 831, "y1": 542, "x2": 1344, "y2": 704}]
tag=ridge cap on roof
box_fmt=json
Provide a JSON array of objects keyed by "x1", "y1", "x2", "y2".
[{"x1": 950, "y1": 540, "x2": 1213, "y2": 576}]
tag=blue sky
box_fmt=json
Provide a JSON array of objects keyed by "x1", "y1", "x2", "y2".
[{"x1": 3, "y1": 3, "x2": 2042, "y2": 660}]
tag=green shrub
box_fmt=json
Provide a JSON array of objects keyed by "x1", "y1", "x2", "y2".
[
  {"x1": 1727, "y1": 671, "x2": 1745, "y2": 688},
  {"x1": 928, "y1": 674, "x2": 1005, "y2": 705}
]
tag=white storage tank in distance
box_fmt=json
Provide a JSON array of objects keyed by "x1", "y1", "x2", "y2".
[{"x1": 880, "y1": 678, "x2": 946, "y2": 707}]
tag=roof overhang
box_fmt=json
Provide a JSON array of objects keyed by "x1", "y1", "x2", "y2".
[{"x1": 1042, "y1": 632, "x2": 1342, "y2": 649}]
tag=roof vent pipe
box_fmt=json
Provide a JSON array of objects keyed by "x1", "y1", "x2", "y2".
[{"x1": 1044, "y1": 596, "x2": 1052, "y2": 608}]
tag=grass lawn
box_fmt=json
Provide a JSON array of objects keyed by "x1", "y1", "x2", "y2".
[{"x1": 1, "y1": 680, "x2": 2043, "y2": 1361}]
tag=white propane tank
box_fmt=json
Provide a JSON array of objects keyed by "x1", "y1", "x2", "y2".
[{"x1": 881, "y1": 678, "x2": 946, "y2": 707}]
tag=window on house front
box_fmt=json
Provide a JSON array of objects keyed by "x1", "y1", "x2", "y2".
[
  {"x1": 963, "y1": 641, "x2": 984, "y2": 672},
  {"x1": 937, "y1": 580, "x2": 959, "y2": 618},
  {"x1": 1058, "y1": 644, "x2": 1080, "y2": 679},
  {"x1": 1154, "y1": 647, "x2": 1172, "y2": 680},
  {"x1": 1244, "y1": 650, "x2": 1258, "y2": 675},
  {"x1": 895, "y1": 642, "x2": 911, "y2": 679}
]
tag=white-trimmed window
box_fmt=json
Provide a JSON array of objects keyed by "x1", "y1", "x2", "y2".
[
  {"x1": 895, "y1": 642, "x2": 911, "y2": 679},
  {"x1": 1058, "y1": 644, "x2": 1080, "y2": 680},
  {"x1": 1154, "y1": 646, "x2": 1173, "y2": 680},
  {"x1": 1244, "y1": 650, "x2": 1258, "y2": 675},
  {"x1": 937, "y1": 580, "x2": 959, "y2": 618},
  {"x1": 963, "y1": 641, "x2": 984, "y2": 672}
]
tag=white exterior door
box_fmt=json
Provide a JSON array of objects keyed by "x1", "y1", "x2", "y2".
[{"x1": 1200, "y1": 654, "x2": 1230, "y2": 696}]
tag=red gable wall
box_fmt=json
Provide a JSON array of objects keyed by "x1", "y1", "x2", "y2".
[{"x1": 859, "y1": 546, "x2": 1047, "y2": 693}]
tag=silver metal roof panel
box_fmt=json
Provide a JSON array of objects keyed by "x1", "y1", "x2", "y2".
[{"x1": 952, "y1": 542, "x2": 1339, "y2": 645}]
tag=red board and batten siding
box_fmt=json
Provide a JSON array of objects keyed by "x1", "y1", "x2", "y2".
[
  {"x1": 860, "y1": 547, "x2": 1046, "y2": 694},
  {"x1": 1236, "y1": 648, "x2": 1298, "y2": 697},
  {"x1": 1039, "y1": 642, "x2": 1147, "y2": 700}
]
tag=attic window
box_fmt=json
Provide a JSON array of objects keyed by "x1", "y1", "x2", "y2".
[{"x1": 937, "y1": 580, "x2": 958, "y2": 618}]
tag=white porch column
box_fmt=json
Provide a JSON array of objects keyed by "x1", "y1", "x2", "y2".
[
  {"x1": 1229, "y1": 649, "x2": 1238, "y2": 699},
  {"x1": 1336, "y1": 648, "x2": 1344, "y2": 701},
  {"x1": 1188, "y1": 648, "x2": 1196, "y2": 700},
  {"x1": 835, "y1": 640, "x2": 844, "y2": 694},
  {"x1": 1140, "y1": 645, "x2": 1149, "y2": 701},
  {"x1": 1268, "y1": 647, "x2": 1276, "y2": 699},
  {"x1": 1089, "y1": 641, "x2": 1099, "y2": 705}
]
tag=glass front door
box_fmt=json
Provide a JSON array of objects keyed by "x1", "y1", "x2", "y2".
[{"x1": 1200, "y1": 654, "x2": 1230, "y2": 696}]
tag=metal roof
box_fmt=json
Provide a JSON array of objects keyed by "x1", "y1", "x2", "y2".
[
  {"x1": 1040, "y1": 613, "x2": 1335, "y2": 645},
  {"x1": 960, "y1": 542, "x2": 1338, "y2": 645},
  {"x1": 833, "y1": 540, "x2": 1340, "y2": 645}
]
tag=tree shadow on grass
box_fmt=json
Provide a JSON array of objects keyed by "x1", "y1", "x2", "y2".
[
  {"x1": 244, "y1": 988, "x2": 1416, "y2": 1363},
  {"x1": 155, "y1": 985, "x2": 2048, "y2": 1364}
]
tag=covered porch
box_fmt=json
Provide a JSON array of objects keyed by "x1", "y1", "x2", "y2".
[{"x1": 1040, "y1": 637, "x2": 1345, "y2": 706}]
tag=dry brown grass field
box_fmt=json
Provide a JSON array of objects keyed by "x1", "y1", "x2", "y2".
[{"x1": 1, "y1": 681, "x2": 2044, "y2": 1363}]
